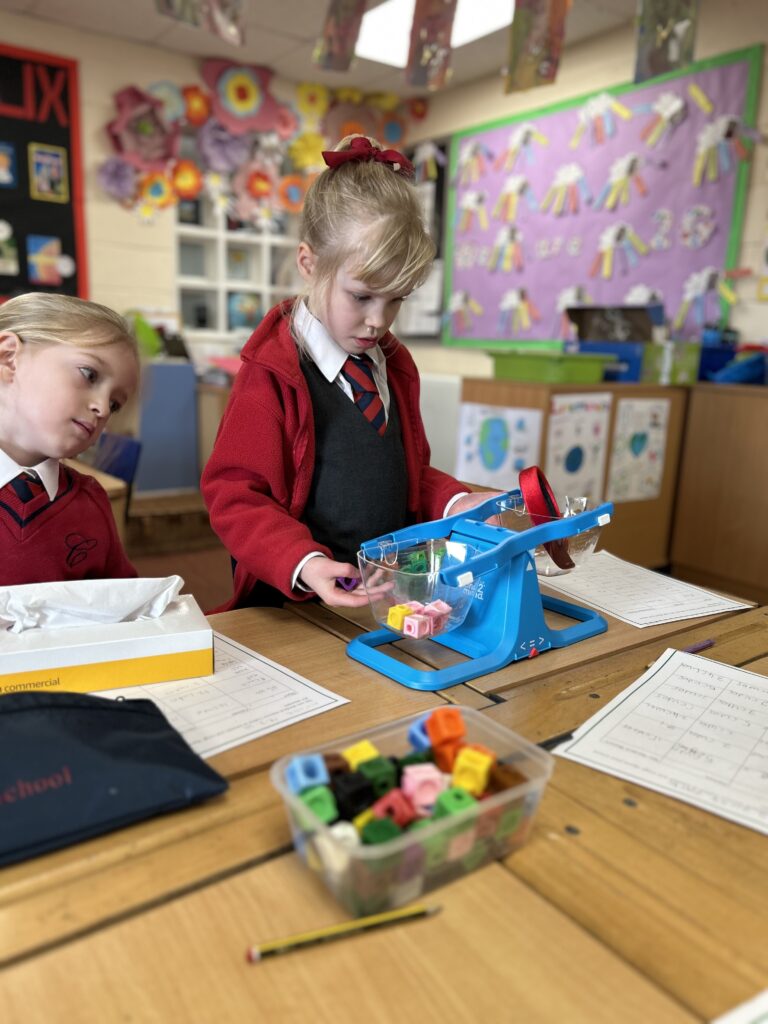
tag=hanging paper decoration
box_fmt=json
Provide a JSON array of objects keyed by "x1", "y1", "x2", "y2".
[
  {"x1": 457, "y1": 191, "x2": 489, "y2": 231},
  {"x1": 540, "y1": 163, "x2": 591, "y2": 216},
  {"x1": 449, "y1": 290, "x2": 483, "y2": 333},
  {"x1": 589, "y1": 223, "x2": 649, "y2": 279},
  {"x1": 494, "y1": 124, "x2": 548, "y2": 171},
  {"x1": 107, "y1": 86, "x2": 180, "y2": 171},
  {"x1": 406, "y1": 0, "x2": 458, "y2": 91},
  {"x1": 313, "y1": 0, "x2": 366, "y2": 72},
  {"x1": 498, "y1": 288, "x2": 541, "y2": 333},
  {"x1": 692, "y1": 115, "x2": 758, "y2": 185},
  {"x1": 182, "y1": 85, "x2": 213, "y2": 127},
  {"x1": 634, "y1": 0, "x2": 698, "y2": 84},
  {"x1": 505, "y1": 0, "x2": 570, "y2": 94},
  {"x1": 594, "y1": 153, "x2": 649, "y2": 211},
  {"x1": 201, "y1": 61, "x2": 289, "y2": 135},
  {"x1": 155, "y1": 0, "x2": 245, "y2": 46},
  {"x1": 492, "y1": 175, "x2": 538, "y2": 222},
  {"x1": 556, "y1": 284, "x2": 593, "y2": 338},
  {"x1": 673, "y1": 265, "x2": 744, "y2": 329},
  {"x1": 457, "y1": 141, "x2": 494, "y2": 185},
  {"x1": 413, "y1": 142, "x2": 446, "y2": 183},
  {"x1": 489, "y1": 227, "x2": 525, "y2": 272},
  {"x1": 570, "y1": 93, "x2": 632, "y2": 148},
  {"x1": 636, "y1": 91, "x2": 686, "y2": 147}
]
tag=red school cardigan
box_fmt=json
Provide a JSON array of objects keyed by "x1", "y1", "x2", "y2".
[{"x1": 201, "y1": 301, "x2": 464, "y2": 609}]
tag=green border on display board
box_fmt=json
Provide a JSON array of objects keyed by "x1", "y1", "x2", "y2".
[{"x1": 441, "y1": 45, "x2": 764, "y2": 349}]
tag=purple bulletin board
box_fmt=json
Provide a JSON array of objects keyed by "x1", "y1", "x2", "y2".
[{"x1": 443, "y1": 46, "x2": 762, "y2": 346}]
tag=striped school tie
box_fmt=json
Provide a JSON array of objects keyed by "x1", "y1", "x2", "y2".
[
  {"x1": 340, "y1": 354, "x2": 386, "y2": 436},
  {"x1": 10, "y1": 470, "x2": 46, "y2": 503}
]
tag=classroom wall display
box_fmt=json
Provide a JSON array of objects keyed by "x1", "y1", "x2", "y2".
[
  {"x1": 454, "y1": 402, "x2": 543, "y2": 489},
  {"x1": 443, "y1": 46, "x2": 762, "y2": 346},
  {"x1": 0, "y1": 43, "x2": 85, "y2": 298},
  {"x1": 606, "y1": 396, "x2": 670, "y2": 503},
  {"x1": 544, "y1": 392, "x2": 612, "y2": 504}
]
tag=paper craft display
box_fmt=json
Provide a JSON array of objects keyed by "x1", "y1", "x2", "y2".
[
  {"x1": 505, "y1": 0, "x2": 569, "y2": 94},
  {"x1": 555, "y1": 649, "x2": 768, "y2": 837},
  {"x1": 26, "y1": 235, "x2": 62, "y2": 286},
  {"x1": 606, "y1": 397, "x2": 670, "y2": 503},
  {"x1": 406, "y1": 0, "x2": 458, "y2": 91},
  {"x1": 489, "y1": 227, "x2": 524, "y2": 272},
  {"x1": 0, "y1": 142, "x2": 17, "y2": 188},
  {"x1": 445, "y1": 47, "x2": 760, "y2": 344},
  {"x1": 498, "y1": 288, "x2": 540, "y2": 332},
  {"x1": 413, "y1": 140, "x2": 446, "y2": 182},
  {"x1": 455, "y1": 402, "x2": 543, "y2": 490},
  {"x1": 673, "y1": 265, "x2": 740, "y2": 328},
  {"x1": 634, "y1": 0, "x2": 698, "y2": 83},
  {"x1": 544, "y1": 392, "x2": 612, "y2": 504}
]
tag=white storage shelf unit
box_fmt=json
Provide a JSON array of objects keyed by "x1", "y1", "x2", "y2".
[{"x1": 176, "y1": 197, "x2": 300, "y2": 366}]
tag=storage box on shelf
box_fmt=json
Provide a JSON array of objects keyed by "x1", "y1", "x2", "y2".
[{"x1": 175, "y1": 193, "x2": 299, "y2": 366}]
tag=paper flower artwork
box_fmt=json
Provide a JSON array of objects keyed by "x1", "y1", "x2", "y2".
[
  {"x1": 492, "y1": 175, "x2": 537, "y2": 222},
  {"x1": 197, "y1": 118, "x2": 252, "y2": 173},
  {"x1": 494, "y1": 124, "x2": 548, "y2": 172},
  {"x1": 413, "y1": 141, "x2": 446, "y2": 182},
  {"x1": 637, "y1": 91, "x2": 687, "y2": 147},
  {"x1": 541, "y1": 163, "x2": 591, "y2": 216},
  {"x1": 498, "y1": 288, "x2": 540, "y2": 333},
  {"x1": 457, "y1": 141, "x2": 494, "y2": 185},
  {"x1": 183, "y1": 85, "x2": 213, "y2": 127},
  {"x1": 107, "y1": 86, "x2": 180, "y2": 171},
  {"x1": 202, "y1": 61, "x2": 288, "y2": 136},
  {"x1": 489, "y1": 227, "x2": 524, "y2": 273},
  {"x1": 693, "y1": 115, "x2": 758, "y2": 185},
  {"x1": 171, "y1": 160, "x2": 204, "y2": 200},
  {"x1": 589, "y1": 223, "x2": 649, "y2": 279},
  {"x1": 449, "y1": 291, "x2": 483, "y2": 333},
  {"x1": 457, "y1": 191, "x2": 489, "y2": 231},
  {"x1": 289, "y1": 131, "x2": 326, "y2": 172},
  {"x1": 570, "y1": 92, "x2": 632, "y2": 148},
  {"x1": 321, "y1": 100, "x2": 379, "y2": 146},
  {"x1": 594, "y1": 153, "x2": 648, "y2": 210},
  {"x1": 277, "y1": 175, "x2": 307, "y2": 213},
  {"x1": 147, "y1": 81, "x2": 186, "y2": 124},
  {"x1": 296, "y1": 82, "x2": 331, "y2": 125},
  {"x1": 97, "y1": 157, "x2": 138, "y2": 204},
  {"x1": 673, "y1": 266, "x2": 740, "y2": 329}
]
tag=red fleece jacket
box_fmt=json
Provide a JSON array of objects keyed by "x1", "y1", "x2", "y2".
[{"x1": 201, "y1": 301, "x2": 465, "y2": 609}]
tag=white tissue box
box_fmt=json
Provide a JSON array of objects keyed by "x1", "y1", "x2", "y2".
[{"x1": 0, "y1": 595, "x2": 213, "y2": 695}]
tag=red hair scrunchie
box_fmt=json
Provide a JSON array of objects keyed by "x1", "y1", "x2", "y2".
[{"x1": 321, "y1": 136, "x2": 414, "y2": 177}]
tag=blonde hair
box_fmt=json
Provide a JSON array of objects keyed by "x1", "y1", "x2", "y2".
[
  {"x1": 0, "y1": 293, "x2": 137, "y2": 354},
  {"x1": 298, "y1": 135, "x2": 436, "y2": 309}
]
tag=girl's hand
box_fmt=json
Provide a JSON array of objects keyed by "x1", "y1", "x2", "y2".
[
  {"x1": 299, "y1": 556, "x2": 370, "y2": 607},
  {"x1": 450, "y1": 490, "x2": 504, "y2": 526}
]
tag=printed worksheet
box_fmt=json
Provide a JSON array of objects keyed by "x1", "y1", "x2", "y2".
[
  {"x1": 556, "y1": 649, "x2": 768, "y2": 835},
  {"x1": 542, "y1": 550, "x2": 752, "y2": 626},
  {"x1": 92, "y1": 633, "x2": 348, "y2": 758}
]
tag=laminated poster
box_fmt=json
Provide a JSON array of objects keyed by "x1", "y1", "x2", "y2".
[
  {"x1": 606, "y1": 396, "x2": 670, "y2": 502},
  {"x1": 544, "y1": 392, "x2": 612, "y2": 504},
  {"x1": 455, "y1": 402, "x2": 543, "y2": 490}
]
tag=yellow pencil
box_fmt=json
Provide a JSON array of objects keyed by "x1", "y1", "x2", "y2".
[{"x1": 246, "y1": 904, "x2": 441, "y2": 963}]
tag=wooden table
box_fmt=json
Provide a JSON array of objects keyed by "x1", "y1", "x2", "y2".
[{"x1": 2, "y1": 605, "x2": 767, "y2": 1022}]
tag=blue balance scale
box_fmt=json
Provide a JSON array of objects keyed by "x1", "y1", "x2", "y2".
[{"x1": 347, "y1": 490, "x2": 614, "y2": 691}]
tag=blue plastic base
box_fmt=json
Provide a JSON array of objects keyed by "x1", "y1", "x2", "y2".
[{"x1": 346, "y1": 594, "x2": 607, "y2": 691}]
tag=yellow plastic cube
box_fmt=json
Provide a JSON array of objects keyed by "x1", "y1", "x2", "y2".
[
  {"x1": 353, "y1": 807, "x2": 375, "y2": 834},
  {"x1": 342, "y1": 738, "x2": 380, "y2": 770},
  {"x1": 386, "y1": 604, "x2": 412, "y2": 631},
  {"x1": 452, "y1": 746, "x2": 493, "y2": 797}
]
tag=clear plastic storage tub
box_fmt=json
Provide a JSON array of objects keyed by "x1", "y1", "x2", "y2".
[
  {"x1": 496, "y1": 494, "x2": 603, "y2": 577},
  {"x1": 357, "y1": 538, "x2": 479, "y2": 638},
  {"x1": 270, "y1": 709, "x2": 554, "y2": 916}
]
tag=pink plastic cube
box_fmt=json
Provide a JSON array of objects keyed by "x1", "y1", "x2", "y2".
[
  {"x1": 425, "y1": 599, "x2": 452, "y2": 615},
  {"x1": 401, "y1": 763, "x2": 447, "y2": 816},
  {"x1": 402, "y1": 613, "x2": 431, "y2": 638}
]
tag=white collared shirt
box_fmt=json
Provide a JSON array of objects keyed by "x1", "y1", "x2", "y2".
[
  {"x1": 293, "y1": 299, "x2": 390, "y2": 420},
  {"x1": 0, "y1": 448, "x2": 60, "y2": 501},
  {"x1": 290, "y1": 300, "x2": 466, "y2": 591}
]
